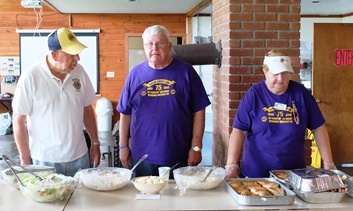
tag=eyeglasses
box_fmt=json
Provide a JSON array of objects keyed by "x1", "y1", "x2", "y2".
[{"x1": 144, "y1": 41, "x2": 168, "y2": 49}]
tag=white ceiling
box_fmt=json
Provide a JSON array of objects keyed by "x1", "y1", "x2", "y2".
[
  {"x1": 43, "y1": 0, "x2": 212, "y2": 15},
  {"x1": 42, "y1": 0, "x2": 353, "y2": 16},
  {"x1": 301, "y1": 0, "x2": 353, "y2": 15}
]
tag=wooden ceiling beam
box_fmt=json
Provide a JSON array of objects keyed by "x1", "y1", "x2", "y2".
[
  {"x1": 186, "y1": 0, "x2": 211, "y2": 17},
  {"x1": 43, "y1": 0, "x2": 62, "y2": 14}
]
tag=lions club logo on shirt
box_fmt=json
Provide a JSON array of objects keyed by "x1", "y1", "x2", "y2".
[
  {"x1": 263, "y1": 105, "x2": 294, "y2": 124},
  {"x1": 72, "y1": 78, "x2": 82, "y2": 92},
  {"x1": 142, "y1": 79, "x2": 176, "y2": 97}
]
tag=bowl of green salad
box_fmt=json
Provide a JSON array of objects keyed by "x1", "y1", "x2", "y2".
[
  {"x1": 1, "y1": 165, "x2": 55, "y2": 189},
  {"x1": 19, "y1": 173, "x2": 78, "y2": 203}
]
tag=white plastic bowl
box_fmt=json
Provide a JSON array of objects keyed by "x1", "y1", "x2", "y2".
[
  {"x1": 19, "y1": 173, "x2": 78, "y2": 203},
  {"x1": 173, "y1": 166, "x2": 226, "y2": 190},
  {"x1": 77, "y1": 167, "x2": 132, "y2": 191},
  {"x1": 131, "y1": 176, "x2": 167, "y2": 194}
]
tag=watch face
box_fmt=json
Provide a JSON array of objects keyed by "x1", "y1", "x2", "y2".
[{"x1": 193, "y1": 146, "x2": 201, "y2": 152}]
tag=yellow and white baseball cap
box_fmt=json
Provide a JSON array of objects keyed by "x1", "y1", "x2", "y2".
[
  {"x1": 48, "y1": 28, "x2": 87, "y2": 55},
  {"x1": 263, "y1": 56, "x2": 294, "y2": 74}
]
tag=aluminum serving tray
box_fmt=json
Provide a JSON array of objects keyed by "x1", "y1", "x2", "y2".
[
  {"x1": 288, "y1": 168, "x2": 345, "y2": 192},
  {"x1": 269, "y1": 170, "x2": 292, "y2": 189},
  {"x1": 293, "y1": 188, "x2": 346, "y2": 203},
  {"x1": 331, "y1": 169, "x2": 350, "y2": 181},
  {"x1": 225, "y1": 178, "x2": 296, "y2": 206}
]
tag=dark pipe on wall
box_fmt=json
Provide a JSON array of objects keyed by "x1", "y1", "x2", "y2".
[{"x1": 170, "y1": 40, "x2": 222, "y2": 67}]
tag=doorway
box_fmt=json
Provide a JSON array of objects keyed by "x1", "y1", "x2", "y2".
[{"x1": 313, "y1": 23, "x2": 353, "y2": 172}]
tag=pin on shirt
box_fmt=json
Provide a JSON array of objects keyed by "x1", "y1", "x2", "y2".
[{"x1": 292, "y1": 100, "x2": 300, "y2": 125}]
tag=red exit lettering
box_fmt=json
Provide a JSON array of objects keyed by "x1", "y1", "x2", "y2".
[{"x1": 335, "y1": 49, "x2": 353, "y2": 66}]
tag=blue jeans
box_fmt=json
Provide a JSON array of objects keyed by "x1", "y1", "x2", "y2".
[
  {"x1": 131, "y1": 159, "x2": 185, "y2": 179},
  {"x1": 32, "y1": 152, "x2": 90, "y2": 177}
]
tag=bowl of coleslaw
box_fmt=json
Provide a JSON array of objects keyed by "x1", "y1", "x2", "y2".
[
  {"x1": 76, "y1": 167, "x2": 132, "y2": 191},
  {"x1": 173, "y1": 166, "x2": 226, "y2": 190},
  {"x1": 131, "y1": 176, "x2": 167, "y2": 194},
  {"x1": 19, "y1": 173, "x2": 78, "y2": 203}
]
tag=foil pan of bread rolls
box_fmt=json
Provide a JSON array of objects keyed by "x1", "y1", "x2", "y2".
[
  {"x1": 225, "y1": 178, "x2": 295, "y2": 206},
  {"x1": 293, "y1": 187, "x2": 347, "y2": 203},
  {"x1": 288, "y1": 168, "x2": 348, "y2": 203},
  {"x1": 288, "y1": 168, "x2": 346, "y2": 192}
]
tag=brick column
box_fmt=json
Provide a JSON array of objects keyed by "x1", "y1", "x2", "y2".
[{"x1": 211, "y1": 0, "x2": 301, "y2": 167}]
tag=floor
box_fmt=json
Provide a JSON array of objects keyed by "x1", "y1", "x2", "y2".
[{"x1": 0, "y1": 134, "x2": 18, "y2": 172}]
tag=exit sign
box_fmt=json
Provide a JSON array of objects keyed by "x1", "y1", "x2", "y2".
[{"x1": 335, "y1": 49, "x2": 353, "y2": 66}]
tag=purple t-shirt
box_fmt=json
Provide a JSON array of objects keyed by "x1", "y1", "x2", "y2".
[
  {"x1": 117, "y1": 59, "x2": 211, "y2": 165},
  {"x1": 233, "y1": 80, "x2": 325, "y2": 177}
]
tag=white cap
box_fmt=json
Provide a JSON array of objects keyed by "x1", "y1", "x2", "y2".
[{"x1": 263, "y1": 56, "x2": 294, "y2": 74}]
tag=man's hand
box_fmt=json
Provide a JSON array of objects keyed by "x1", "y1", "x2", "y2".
[
  {"x1": 90, "y1": 145, "x2": 101, "y2": 167},
  {"x1": 119, "y1": 147, "x2": 131, "y2": 169},
  {"x1": 187, "y1": 150, "x2": 202, "y2": 166}
]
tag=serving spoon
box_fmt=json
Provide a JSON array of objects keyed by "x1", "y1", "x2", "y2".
[
  {"x1": 1, "y1": 154, "x2": 44, "y2": 185},
  {"x1": 201, "y1": 166, "x2": 217, "y2": 182},
  {"x1": 130, "y1": 154, "x2": 148, "y2": 172},
  {"x1": 161, "y1": 162, "x2": 180, "y2": 178}
]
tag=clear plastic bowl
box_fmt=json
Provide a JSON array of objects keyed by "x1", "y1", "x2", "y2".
[
  {"x1": 19, "y1": 173, "x2": 78, "y2": 203},
  {"x1": 76, "y1": 167, "x2": 132, "y2": 191},
  {"x1": 173, "y1": 166, "x2": 226, "y2": 190},
  {"x1": 1, "y1": 165, "x2": 56, "y2": 189}
]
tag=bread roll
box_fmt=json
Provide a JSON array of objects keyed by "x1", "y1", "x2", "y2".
[
  {"x1": 240, "y1": 189, "x2": 254, "y2": 196},
  {"x1": 274, "y1": 172, "x2": 289, "y2": 180},
  {"x1": 228, "y1": 180, "x2": 243, "y2": 188},
  {"x1": 267, "y1": 187, "x2": 285, "y2": 196},
  {"x1": 242, "y1": 181, "x2": 261, "y2": 188},
  {"x1": 253, "y1": 190, "x2": 272, "y2": 196},
  {"x1": 249, "y1": 186, "x2": 267, "y2": 195},
  {"x1": 257, "y1": 180, "x2": 279, "y2": 189},
  {"x1": 233, "y1": 186, "x2": 247, "y2": 194}
]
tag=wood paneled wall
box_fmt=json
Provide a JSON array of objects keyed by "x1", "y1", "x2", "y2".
[{"x1": 0, "y1": 1, "x2": 187, "y2": 124}]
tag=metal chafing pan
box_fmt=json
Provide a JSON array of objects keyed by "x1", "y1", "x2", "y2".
[
  {"x1": 331, "y1": 169, "x2": 350, "y2": 181},
  {"x1": 288, "y1": 168, "x2": 348, "y2": 203},
  {"x1": 293, "y1": 188, "x2": 346, "y2": 203},
  {"x1": 288, "y1": 168, "x2": 346, "y2": 192},
  {"x1": 269, "y1": 170, "x2": 292, "y2": 189},
  {"x1": 225, "y1": 178, "x2": 295, "y2": 206}
]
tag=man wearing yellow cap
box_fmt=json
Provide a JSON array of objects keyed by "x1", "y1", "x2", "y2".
[{"x1": 12, "y1": 28, "x2": 101, "y2": 176}]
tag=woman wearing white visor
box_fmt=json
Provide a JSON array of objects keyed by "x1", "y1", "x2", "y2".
[{"x1": 225, "y1": 49, "x2": 336, "y2": 178}]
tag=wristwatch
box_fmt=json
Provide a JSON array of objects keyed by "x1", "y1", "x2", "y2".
[{"x1": 191, "y1": 146, "x2": 202, "y2": 152}]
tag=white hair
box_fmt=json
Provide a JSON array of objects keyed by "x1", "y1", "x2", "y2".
[{"x1": 142, "y1": 25, "x2": 170, "y2": 42}]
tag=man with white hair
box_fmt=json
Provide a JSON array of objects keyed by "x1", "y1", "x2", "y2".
[
  {"x1": 117, "y1": 25, "x2": 211, "y2": 178},
  {"x1": 12, "y1": 27, "x2": 101, "y2": 176}
]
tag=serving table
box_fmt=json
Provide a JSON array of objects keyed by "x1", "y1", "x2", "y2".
[{"x1": 1, "y1": 179, "x2": 353, "y2": 211}]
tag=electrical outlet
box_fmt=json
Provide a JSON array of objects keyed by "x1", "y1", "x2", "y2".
[{"x1": 107, "y1": 72, "x2": 115, "y2": 78}]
